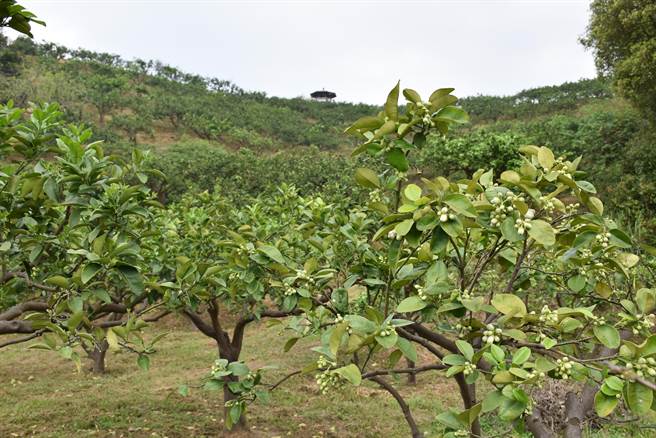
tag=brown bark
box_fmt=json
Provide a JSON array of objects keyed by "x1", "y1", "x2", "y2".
[
  {"x1": 370, "y1": 376, "x2": 422, "y2": 438},
  {"x1": 405, "y1": 358, "x2": 417, "y2": 385},
  {"x1": 526, "y1": 409, "x2": 556, "y2": 438},
  {"x1": 86, "y1": 340, "x2": 109, "y2": 374},
  {"x1": 455, "y1": 374, "x2": 481, "y2": 438}
]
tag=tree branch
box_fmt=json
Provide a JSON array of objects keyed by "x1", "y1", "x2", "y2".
[{"x1": 369, "y1": 376, "x2": 422, "y2": 438}]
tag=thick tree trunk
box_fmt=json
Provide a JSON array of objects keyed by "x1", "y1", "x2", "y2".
[
  {"x1": 86, "y1": 340, "x2": 108, "y2": 374},
  {"x1": 526, "y1": 409, "x2": 556, "y2": 438}
]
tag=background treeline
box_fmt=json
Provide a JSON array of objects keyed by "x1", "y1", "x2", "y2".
[{"x1": 1, "y1": 34, "x2": 654, "y2": 239}]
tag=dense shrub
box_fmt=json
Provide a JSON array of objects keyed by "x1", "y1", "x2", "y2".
[{"x1": 147, "y1": 141, "x2": 365, "y2": 203}]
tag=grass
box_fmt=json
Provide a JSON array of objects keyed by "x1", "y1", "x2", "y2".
[{"x1": 0, "y1": 318, "x2": 653, "y2": 437}]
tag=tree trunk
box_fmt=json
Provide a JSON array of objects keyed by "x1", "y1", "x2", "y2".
[
  {"x1": 87, "y1": 340, "x2": 108, "y2": 374},
  {"x1": 406, "y1": 358, "x2": 417, "y2": 385},
  {"x1": 455, "y1": 375, "x2": 481, "y2": 438}
]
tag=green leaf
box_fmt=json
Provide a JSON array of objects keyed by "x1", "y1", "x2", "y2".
[
  {"x1": 576, "y1": 180, "x2": 597, "y2": 194},
  {"x1": 355, "y1": 167, "x2": 380, "y2": 189},
  {"x1": 385, "y1": 81, "x2": 400, "y2": 121},
  {"x1": 626, "y1": 382, "x2": 653, "y2": 415},
  {"x1": 137, "y1": 354, "x2": 150, "y2": 371},
  {"x1": 482, "y1": 390, "x2": 506, "y2": 413},
  {"x1": 491, "y1": 294, "x2": 527, "y2": 317},
  {"x1": 45, "y1": 275, "x2": 69, "y2": 288},
  {"x1": 385, "y1": 148, "x2": 409, "y2": 172},
  {"x1": 375, "y1": 332, "x2": 398, "y2": 349},
  {"x1": 335, "y1": 363, "x2": 361, "y2": 386},
  {"x1": 435, "y1": 106, "x2": 469, "y2": 124},
  {"x1": 228, "y1": 362, "x2": 250, "y2": 377},
  {"x1": 396, "y1": 337, "x2": 417, "y2": 362},
  {"x1": 500, "y1": 170, "x2": 521, "y2": 184},
  {"x1": 81, "y1": 263, "x2": 102, "y2": 284},
  {"x1": 456, "y1": 340, "x2": 474, "y2": 361},
  {"x1": 537, "y1": 147, "x2": 554, "y2": 170},
  {"x1": 106, "y1": 328, "x2": 120, "y2": 350},
  {"x1": 394, "y1": 219, "x2": 414, "y2": 237},
  {"x1": 402, "y1": 88, "x2": 421, "y2": 103},
  {"x1": 636, "y1": 289, "x2": 656, "y2": 314},
  {"x1": 117, "y1": 265, "x2": 144, "y2": 294},
  {"x1": 567, "y1": 275, "x2": 587, "y2": 292},
  {"x1": 511, "y1": 347, "x2": 531, "y2": 365},
  {"x1": 284, "y1": 337, "x2": 299, "y2": 352},
  {"x1": 594, "y1": 391, "x2": 618, "y2": 417},
  {"x1": 404, "y1": 184, "x2": 422, "y2": 202},
  {"x1": 258, "y1": 245, "x2": 285, "y2": 264},
  {"x1": 396, "y1": 296, "x2": 427, "y2": 313},
  {"x1": 593, "y1": 324, "x2": 620, "y2": 349},
  {"x1": 527, "y1": 220, "x2": 556, "y2": 246},
  {"x1": 444, "y1": 194, "x2": 476, "y2": 218},
  {"x1": 66, "y1": 311, "x2": 84, "y2": 330},
  {"x1": 498, "y1": 398, "x2": 525, "y2": 421}
]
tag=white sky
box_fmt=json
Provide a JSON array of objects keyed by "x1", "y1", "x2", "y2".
[{"x1": 18, "y1": 0, "x2": 597, "y2": 104}]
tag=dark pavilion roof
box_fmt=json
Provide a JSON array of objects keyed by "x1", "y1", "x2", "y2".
[{"x1": 310, "y1": 90, "x2": 336, "y2": 99}]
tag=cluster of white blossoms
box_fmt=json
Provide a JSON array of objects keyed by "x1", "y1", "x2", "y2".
[
  {"x1": 626, "y1": 357, "x2": 656, "y2": 377},
  {"x1": 592, "y1": 315, "x2": 606, "y2": 327},
  {"x1": 454, "y1": 322, "x2": 473, "y2": 338},
  {"x1": 236, "y1": 243, "x2": 255, "y2": 257},
  {"x1": 316, "y1": 371, "x2": 343, "y2": 395},
  {"x1": 315, "y1": 356, "x2": 342, "y2": 395},
  {"x1": 437, "y1": 205, "x2": 456, "y2": 223},
  {"x1": 482, "y1": 324, "x2": 502, "y2": 345},
  {"x1": 515, "y1": 208, "x2": 535, "y2": 235},
  {"x1": 368, "y1": 189, "x2": 382, "y2": 203},
  {"x1": 415, "y1": 101, "x2": 436, "y2": 128},
  {"x1": 539, "y1": 195, "x2": 556, "y2": 214},
  {"x1": 462, "y1": 361, "x2": 477, "y2": 376},
  {"x1": 595, "y1": 232, "x2": 611, "y2": 248},
  {"x1": 284, "y1": 285, "x2": 296, "y2": 296},
  {"x1": 632, "y1": 313, "x2": 655, "y2": 335},
  {"x1": 555, "y1": 357, "x2": 573, "y2": 379},
  {"x1": 538, "y1": 305, "x2": 559, "y2": 325},
  {"x1": 526, "y1": 370, "x2": 546, "y2": 381},
  {"x1": 551, "y1": 158, "x2": 573, "y2": 179},
  {"x1": 296, "y1": 269, "x2": 315, "y2": 285},
  {"x1": 453, "y1": 430, "x2": 469, "y2": 437},
  {"x1": 414, "y1": 284, "x2": 428, "y2": 301},
  {"x1": 565, "y1": 202, "x2": 580, "y2": 214},
  {"x1": 489, "y1": 191, "x2": 524, "y2": 227},
  {"x1": 459, "y1": 289, "x2": 472, "y2": 300}
]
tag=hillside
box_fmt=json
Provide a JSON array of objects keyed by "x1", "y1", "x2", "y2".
[
  {"x1": 1, "y1": 35, "x2": 613, "y2": 149},
  {"x1": 1, "y1": 35, "x2": 654, "y2": 236}
]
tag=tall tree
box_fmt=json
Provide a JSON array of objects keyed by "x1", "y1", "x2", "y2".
[{"x1": 582, "y1": 0, "x2": 656, "y2": 119}]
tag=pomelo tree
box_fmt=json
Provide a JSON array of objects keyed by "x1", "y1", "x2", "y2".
[
  {"x1": 0, "y1": 101, "x2": 168, "y2": 372},
  {"x1": 277, "y1": 83, "x2": 656, "y2": 437},
  {"x1": 157, "y1": 185, "x2": 339, "y2": 431}
]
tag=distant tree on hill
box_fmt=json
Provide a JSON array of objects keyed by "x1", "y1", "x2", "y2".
[{"x1": 582, "y1": 0, "x2": 656, "y2": 119}]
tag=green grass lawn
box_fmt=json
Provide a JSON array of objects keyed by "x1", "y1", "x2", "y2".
[{"x1": 0, "y1": 318, "x2": 653, "y2": 437}]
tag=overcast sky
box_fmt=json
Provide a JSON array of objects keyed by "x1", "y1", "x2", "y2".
[{"x1": 20, "y1": 0, "x2": 596, "y2": 104}]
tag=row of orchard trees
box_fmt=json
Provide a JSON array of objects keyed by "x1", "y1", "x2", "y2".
[{"x1": 3, "y1": 80, "x2": 656, "y2": 437}]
